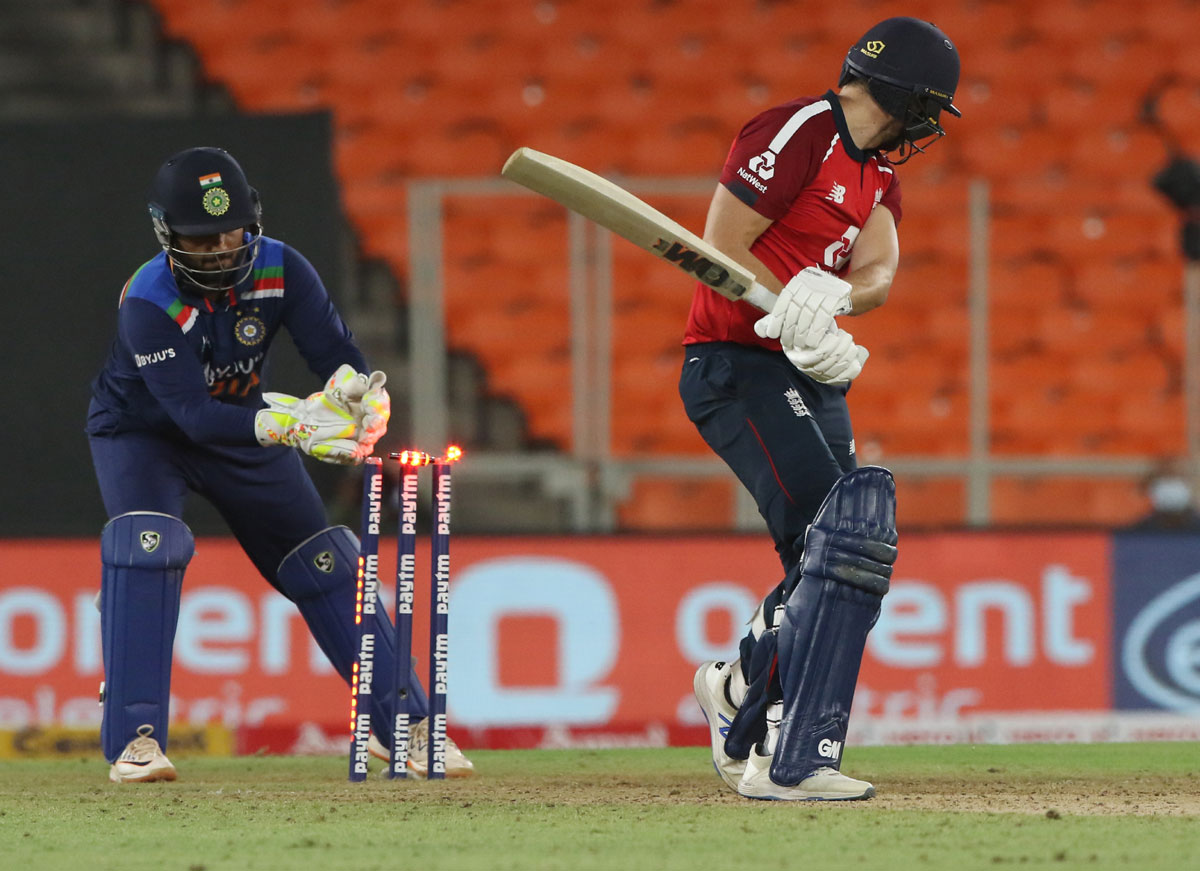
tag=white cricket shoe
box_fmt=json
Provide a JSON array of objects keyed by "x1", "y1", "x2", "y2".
[
  {"x1": 738, "y1": 746, "x2": 874, "y2": 801},
  {"x1": 692, "y1": 661, "x2": 745, "y2": 790},
  {"x1": 370, "y1": 719, "x2": 475, "y2": 778},
  {"x1": 109, "y1": 724, "x2": 176, "y2": 784},
  {"x1": 368, "y1": 732, "x2": 390, "y2": 764}
]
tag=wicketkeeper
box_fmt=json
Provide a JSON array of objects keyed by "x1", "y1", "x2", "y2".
[
  {"x1": 682, "y1": 18, "x2": 960, "y2": 800},
  {"x1": 86, "y1": 146, "x2": 473, "y2": 782}
]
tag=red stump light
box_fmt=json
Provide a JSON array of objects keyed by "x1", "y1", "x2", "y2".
[{"x1": 391, "y1": 446, "x2": 465, "y2": 466}]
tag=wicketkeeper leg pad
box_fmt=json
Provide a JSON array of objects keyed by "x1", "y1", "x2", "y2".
[
  {"x1": 100, "y1": 512, "x2": 193, "y2": 762},
  {"x1": 769, "y1": 466, "x2": 898, "y2": 786},
  {"x1": 276, "y1": 527, "x2": 429, "y2": 740}
]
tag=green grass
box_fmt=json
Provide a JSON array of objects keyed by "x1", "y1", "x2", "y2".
[{"x1": 1, "y1": 744, "x2": 1197, "y2": 870}]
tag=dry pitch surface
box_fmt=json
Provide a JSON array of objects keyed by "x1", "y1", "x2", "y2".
[{"x1": 1, "y1": 743, "x2": 1197, "y2": 870}]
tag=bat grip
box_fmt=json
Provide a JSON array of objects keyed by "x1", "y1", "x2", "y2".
[{"x1": 742, "y1": 281, "x2": 779, "y2": 314}]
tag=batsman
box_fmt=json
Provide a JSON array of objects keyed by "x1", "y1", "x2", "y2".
[
  {"x1": 86, "y1": 146, "x2": 473, "y2": 782},
  {"x1": 682, "y1": 18, "x2": 960, "y2": 799}
]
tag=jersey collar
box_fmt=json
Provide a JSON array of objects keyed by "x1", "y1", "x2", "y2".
[{"x1": 824, "y1": 89, "x2": 873, "y2": 164}]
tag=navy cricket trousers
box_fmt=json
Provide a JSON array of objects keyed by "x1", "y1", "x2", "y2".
[
  {"x1": 88, "y1": 429, "x2": 330, "y2": 590},
  {"x1": 678, "y1": 341, "x2": 858, "y2": 579}
]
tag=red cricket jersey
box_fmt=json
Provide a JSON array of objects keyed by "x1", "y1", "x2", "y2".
[{"x1": 684, "y1": 90, "x2": 902, "y2": 349}]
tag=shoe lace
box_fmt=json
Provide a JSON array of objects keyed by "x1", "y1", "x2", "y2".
[
  {"x1": 121, "y1": 736, "x2": 162, "y2": 763},
  {"x1": 406, "y1": 719, "x2": 462, "y2": 755},
  {"x1": 409, "y1": 717, "x2": 428, "y2": 751},
  {"x1": 121, "y1": 725, "x2": 162, "y2": 762}
]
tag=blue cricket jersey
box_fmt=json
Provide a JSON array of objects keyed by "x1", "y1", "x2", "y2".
[{"x1": 87, "y1": 235, "x2": 367, "y2": 445}]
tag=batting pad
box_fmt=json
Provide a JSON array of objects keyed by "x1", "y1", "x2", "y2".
[
  {"x1": 276, "y1": 526, "x2": 428, "y2": 744},
  {"x1": 770, "y1": 467, "x2": 898, "y2": 786},
  {"x1": 100, "y1": 511, "x2": 193, "y2": 762}
]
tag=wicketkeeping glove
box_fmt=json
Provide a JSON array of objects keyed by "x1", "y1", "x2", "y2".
[
  {"x1": 754, "y1": 266, "x2": 853, "y2": 349},
  {"x1": 254, "y1": 392, "x2": 363, "y2": 465},
  {"x1": 322, "y1": 364, "x2": 390, "y2": 456}
]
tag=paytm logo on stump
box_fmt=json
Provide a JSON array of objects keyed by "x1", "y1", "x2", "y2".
[{"x1": 1113, "y1": 535, "x2": 1200, "y2": 711}]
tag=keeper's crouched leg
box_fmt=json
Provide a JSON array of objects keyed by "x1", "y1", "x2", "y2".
[
  {"x1": 277, "y1": 527, "x2": 429, "y2": 738},
  {"x1": 100, "y1": 512, "x2": 193, "y2": 767}
]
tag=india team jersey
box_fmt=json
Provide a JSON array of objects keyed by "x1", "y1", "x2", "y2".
[
  {"x1": 87, "y1": 235, "x2": 365, "y2": 445},
  {"x1": 684, "y1": 90, "x2": 902, "y2": 349}
]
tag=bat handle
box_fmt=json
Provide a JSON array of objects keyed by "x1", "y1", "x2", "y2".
[{"x1": 742, "y1": 281, "x2": 779, "y2": 314}]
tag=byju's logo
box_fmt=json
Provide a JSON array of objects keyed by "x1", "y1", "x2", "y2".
[{"x1": 1120, "y1": 572, "x2": 1200, "y2": 710}]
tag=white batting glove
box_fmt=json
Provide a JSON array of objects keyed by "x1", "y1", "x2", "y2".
[
  {"x1": 322, "y1": 364, "x2": 391, "y2": 456},
  {"x1": 784, "y1": 327, "x2": 869, "y2": 384},
  {"x1": 754, "y1": 267, "x2": 853, "y2": 349},
  {"x1": 254, "y1": 392, "x2": 363, "y2": 465}
]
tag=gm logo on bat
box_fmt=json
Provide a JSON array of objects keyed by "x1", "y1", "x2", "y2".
[{"x1": 652, "y1": 238, "x2": 749, "y2": 298}]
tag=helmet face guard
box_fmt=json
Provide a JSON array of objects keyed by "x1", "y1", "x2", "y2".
[
  {"x1": 150, "y1": 206, "x2": 262, "y2": 292},
  {"x1": 147, "y1": 147, "x2": 263, "y2": 293},
  {"x1": 840, "y1": 17, "x2": 961, "y2": 163}
]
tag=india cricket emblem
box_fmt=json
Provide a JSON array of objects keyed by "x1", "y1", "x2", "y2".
[
  {"x1": 314, "y1": 551, "x2": 335, "y2": 573},
  {"x1": 140, "y1": 531, "x2": 161, "y2": 553},
  {"x1": 202, "y1": 187, "x2": 230, "y2": 216},
  {"x1": 235, "y1": 315, "x2": 265, "y2": 346}
]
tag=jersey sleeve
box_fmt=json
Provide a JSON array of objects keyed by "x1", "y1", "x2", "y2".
[
  {"x1": 280, "y1": 245, "x2": 369, "y2": 380},
  {"x1": 719, "y1": 103, "x2": 823, "y2": 221},
  {"x1": 879, "y1": 167, "x2": 903, "y2": 225},
  {"x1": 118, "y1": 299, "x2": 259, "y2": 444}
]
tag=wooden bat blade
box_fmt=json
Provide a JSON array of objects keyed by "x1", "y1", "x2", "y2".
[{"x1": 501, "y1": 147, "x2": 777, "y2": 312}]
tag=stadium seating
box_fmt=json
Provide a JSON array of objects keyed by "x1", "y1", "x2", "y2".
[{"x1": 144, "y1": 0, "x2": 1195, "y2": 529}]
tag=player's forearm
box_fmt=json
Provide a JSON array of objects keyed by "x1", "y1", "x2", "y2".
[
  {"x1": 714, "y1": 242, "x2": 786, "y2": 295},
  {"x1": 168, "y1": 398, "x2": 262, "y2": 445},
  {"x1": 703, "y1": 186, "x2": 783, "y2": 294},
  {"x1": 843, "y1": 204, "x2": 899, "y2": 314},
  {"x1": 842, "y1": 261, "x2": 894, "y2": 314}
]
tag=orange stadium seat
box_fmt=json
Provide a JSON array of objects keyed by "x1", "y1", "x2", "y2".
[
  {"x1": 959, "y1": 124, "x2": 1064, "y2": 182},
  {"x1": 616, "y1": 477, "x2": 735, "y2": 531},
  {"x1": 1062, "y1": 38, "x2": 1178, "y2": 94},
  {"x1": 893, "y1": 476, "x2": 966, "y2": 529},
  {"x1": 991, "y1": 477, "x2": 1146, "y2": 526},
  {"x1": 965, "y1": 42, "x2": 1063, "y2": 98}
]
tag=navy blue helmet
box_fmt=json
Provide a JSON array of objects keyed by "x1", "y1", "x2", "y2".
[
  {"x1": 839, "y1": 17, "x2": 961, "y2": 162},
  {"x1": 148, "y1": 147, "x2": 263, "y2": 291}
]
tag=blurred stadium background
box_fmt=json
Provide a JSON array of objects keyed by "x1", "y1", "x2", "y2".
[{"x1": 3, "y1": 0, "x2": 1200, "y2": 757}]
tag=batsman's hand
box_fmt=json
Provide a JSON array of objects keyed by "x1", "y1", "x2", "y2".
[
  {"x1": 754, "y1": 266, "x2": 853, "y2": 349},
  {"x1": 784, "y1": 326, "x2": 869, "y2": 384},
  {"x1": 322, "y1": 364, "x2": 390, "y2": 456},
  {"x1": 254, "y1": 391, "x2": 363, "y2": 465}
]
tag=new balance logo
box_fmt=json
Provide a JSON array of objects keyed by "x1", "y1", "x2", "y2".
[{"x1": 825, "y1": 183, "x2": 846, "y2": 204}]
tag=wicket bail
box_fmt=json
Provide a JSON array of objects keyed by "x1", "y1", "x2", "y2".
[{"x1": 349, "y1": 448, "x2": 461, "y2": 782}]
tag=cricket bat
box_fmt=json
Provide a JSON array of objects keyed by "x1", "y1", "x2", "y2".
[{"x1": 501, "y1": 147, "x2": 779, "y2": 313}]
